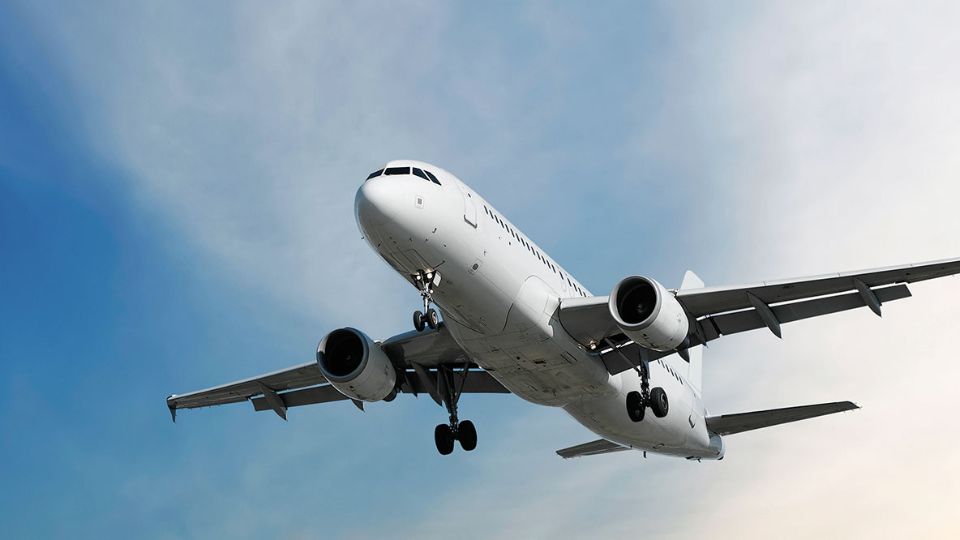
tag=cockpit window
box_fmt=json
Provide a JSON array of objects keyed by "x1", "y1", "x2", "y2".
[
  {"x1": 384, "y1": 166, "x2": 411, "y2": 176},
  {"x1": 412, "y1": 168, "x2": 429, "y2": 181},
  {"x1": 423, "y1": 170, "x2": 441, "y2": 185},
  {"x1": 366, "y1": 169, "x2": 384, "y2": 180}
]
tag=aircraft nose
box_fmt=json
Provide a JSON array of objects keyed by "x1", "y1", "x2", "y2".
[
  {"x1": 355, "y1": 175, "x2": 416, "y2": 233},
  {"x1": 355, "y1": 177, "x2": 392, "y2": 226}
]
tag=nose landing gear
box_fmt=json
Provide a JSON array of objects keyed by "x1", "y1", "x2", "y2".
[
  {"x1": 412, "y1": 270, "x2": 441, "y2": 332},
  {"x1": 626, "y1": 356, "x2": 669, "y2": 422}
]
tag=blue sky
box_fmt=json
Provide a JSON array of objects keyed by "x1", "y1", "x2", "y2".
[{"x1": 3, "y1": 2, "x2": 960, "y2": 538}]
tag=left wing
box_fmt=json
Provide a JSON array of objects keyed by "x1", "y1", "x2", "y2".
[
  {"x1": 166, "y1": 323, "x2": 510, "y2": 421},
  {"x1": 559, "y1": 257, "x2": 960, "y2": 374}
]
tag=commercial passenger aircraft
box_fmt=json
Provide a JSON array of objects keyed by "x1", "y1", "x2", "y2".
[{"x1": 167, "y1": 160, "x2": 960, "y2": 459}]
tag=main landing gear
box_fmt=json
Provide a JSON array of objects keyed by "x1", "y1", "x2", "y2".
[
  {"x1": 433, "y1": 365, "x2": 477, "y2": 455},
  {"x1": 626, "y1": 357, "x2": 669, "y2": 422},
  {"x1": 412, "y1": 269, "x2": 441, "y2": 332}
]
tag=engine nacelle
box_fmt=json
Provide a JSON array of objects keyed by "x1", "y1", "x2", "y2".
[
  {"x1": 316, "y1": 328, "x2": 397, "y2": 402},
  {"x1": 609, "y1": 276, "x2": 689, "y2": 352}
]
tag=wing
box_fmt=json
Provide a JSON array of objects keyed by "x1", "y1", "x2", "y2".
[
  {"x1": 559, "y1": 257, "x2": 960, "y2": 374},
  {"x1": 706, "y1": 401, "x2": 859, "y2": 436},
  {"x1": 166, "y1": 361, "x2": 330, "y2": 420},
  {"x1": 166, "y1": 323, "x2": 510, "y2": 421},
  {"x1": 676, "y1": 257, "x2": 960, "y2": 317},
  {"x1": 556, "y1": 438, "x2": 629, "y2": 459}
]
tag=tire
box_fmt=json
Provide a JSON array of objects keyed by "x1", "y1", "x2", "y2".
[
  {"x1": 413, "y1": 310, "x2": 426, "y2": 332},
  {"x1": 458, "y1": 420, "x2": 477, "y2": 451},
  {"x1": 650, "y1": 387, "x2": 669, "y2": 418},
  {"x1": 426, "y1": 308, "x2": 439, "y2": 330},
  {"x1": 434, "y1": 424, "x2": 455, "y2": 455},
  {"x1": 626, "y1": 391, "x2": 645, "y2": 422}
]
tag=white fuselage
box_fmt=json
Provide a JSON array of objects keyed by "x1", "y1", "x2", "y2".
[{"x1": 356, "y1": 160, "x2": 722, "y2": 459}]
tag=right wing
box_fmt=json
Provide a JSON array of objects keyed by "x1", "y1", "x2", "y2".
[
  {"x1": 166, "y1": 361, "x2": 332, "y2": 420},
  {"x1": 705, "y1": 401, "x2": 859, "y2": 436},
  {"x1": 166, "y1": 323, "x2": 510, "y2": 421}
]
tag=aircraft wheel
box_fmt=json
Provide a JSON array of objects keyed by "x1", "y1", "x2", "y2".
[
  {"x1": 650, "y1": 387, "x2": 669, "y2": 418},
  {"x1": 458, "y1": 420, "x2": 477, "y2": 451},
  {"x1": 426, "y1": 308, "x2": 439, "y2": 330},
  {"x1": 413, "y1": 310, "x2": 426, "y2": 332},
  {"x1": 435, "y1": 424, "x2": 455, "y2": 455},
  {"x1": 626, "y1": 391, "x2": 645, "y2": 422}
]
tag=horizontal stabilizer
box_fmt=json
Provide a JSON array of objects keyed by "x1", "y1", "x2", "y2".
[
  {"x1": 706, "y1": 401, "x2": 859, "y2": 436},
  {"x1": 556, "y1": 438, "x2": 629, "y2": 459}
]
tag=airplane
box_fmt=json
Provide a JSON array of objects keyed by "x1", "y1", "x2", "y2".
[{"x1": 166, "y1": 160, "x2": 960, "y2": 459}]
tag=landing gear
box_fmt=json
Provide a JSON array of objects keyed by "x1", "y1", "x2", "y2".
[
  {"x1": 650, "y1": 387, "x2": 669, "y2": 418},
  {"x1": 412, "y1": 270, "x2": 441, "y2": 332},
  {"x1": 626, "y1": 391, "x2": 645, "y2": 422},
  {"x1": 434, "y1": 424, "x2": 455, "y2": 455},
  {"x1": 433, "y1": 419, "x2": 478, "y2": 455},
  {"x1": 432, "y1": 364, "x2": 478, "y2": 455},
  {"x1": 413, "y1": 310, "x2": 426, "y2": 332},
  {"x1": 458, "y1": 420, "x2": 478, "y2": 451},
  {"x1": 625, "y1": 355, "x2": 669, "y2": 422}
]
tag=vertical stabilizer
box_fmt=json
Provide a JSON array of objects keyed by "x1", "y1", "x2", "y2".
[{"x1": 680, "y1": 271, "x2": 704, "y2": 395}]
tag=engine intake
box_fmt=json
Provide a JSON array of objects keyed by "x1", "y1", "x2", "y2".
[
  {"x1": 609, "y1": 276, "x2": 689, "y2": 351},
  {"x1": 316, "y1": 328, "x2": 397, "y2": 402}
]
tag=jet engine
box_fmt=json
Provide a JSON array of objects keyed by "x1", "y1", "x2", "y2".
[
  {"x1": 608, "y1": 276, "x2": 689, "y2": 352},
  {"x1": 316, "y1": 328, "x2": 398, "y2": 402}
]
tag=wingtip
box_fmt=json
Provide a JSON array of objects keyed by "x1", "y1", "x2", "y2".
[{"x1": 166, "y1": 399, "x2": 177, "y2": 423}]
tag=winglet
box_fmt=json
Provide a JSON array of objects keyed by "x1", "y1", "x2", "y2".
[{"x1": 166, "y1": 396, "x2": 177, "y2": 423}]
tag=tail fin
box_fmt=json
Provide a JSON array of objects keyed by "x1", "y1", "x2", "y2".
[{"x1": 680, "y1": 271, "x2": 704, "y2": 395}]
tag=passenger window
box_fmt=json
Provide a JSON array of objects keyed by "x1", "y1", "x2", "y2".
[
  {"x1": 367, "y1": 169, "x2": 384, "y2": 180},
  {"x1": 385, "y1": 167, "x2": 410, "y2": 175},
  {"x1": 424, "y1": 170, "x2": 442, "y2": 185},
  {"x1": 412, "y1": 168, "x2": 429, "y2": 181}
]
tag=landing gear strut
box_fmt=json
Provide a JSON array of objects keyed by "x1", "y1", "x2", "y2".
[
  {"x1": 433, "y1": 364, "x2": 477, "y2": 455},
  {"x1": 626, "y1": 355, "x2": 669, "y2": 422},
  {"x1": 412, "y1": 269, "x2": 441, "y2": 332}
]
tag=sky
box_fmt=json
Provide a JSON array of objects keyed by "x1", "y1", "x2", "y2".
[{"x1": 2, "y1": 1, "x2": 959, "y2": 538}]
